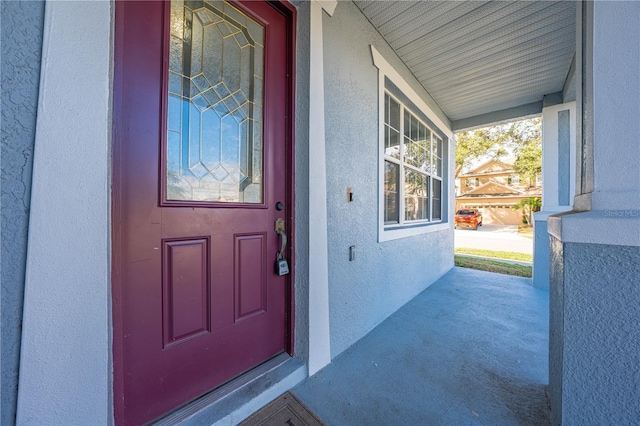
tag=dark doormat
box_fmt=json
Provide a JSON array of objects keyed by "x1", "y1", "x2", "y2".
[{"x1": 239, "y1": 392, "x2": 324, "y2": 426}]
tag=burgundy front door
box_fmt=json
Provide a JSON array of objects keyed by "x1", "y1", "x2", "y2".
[{"x1": 112, "y1": 1, "x2": 294, "y2": 424}]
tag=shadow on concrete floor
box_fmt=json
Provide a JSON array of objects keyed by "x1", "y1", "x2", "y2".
[{"x1": 293, "y1": 267, "x2": 550, "y2": 426}]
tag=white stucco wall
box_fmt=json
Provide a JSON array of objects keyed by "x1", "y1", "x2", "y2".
[
  {"x1": 322, "y1": 1, "x2": 454, "y2": 358},
  {"x1": 590, "y1": 0, "x2": 640, "y2": 212},
  {"x1": 16, "y1": 2, "x2": 113, "y2": 424}
]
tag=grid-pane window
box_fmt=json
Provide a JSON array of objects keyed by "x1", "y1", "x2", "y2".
[{"x1": 383, "y1": 92, "x2": 445, "y2": 228}]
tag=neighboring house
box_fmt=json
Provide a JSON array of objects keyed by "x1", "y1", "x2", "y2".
[
  {"x1": 2, "y1": 1, "x2": 638, "y2": 426},
  {"x1": 455, "y1": 159, "x2": 541, "y2": 225}
]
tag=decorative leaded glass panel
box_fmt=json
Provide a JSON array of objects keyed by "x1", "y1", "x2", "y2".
[{"x1": 167, "y1": 0, "x2": 264, "y2": 203}]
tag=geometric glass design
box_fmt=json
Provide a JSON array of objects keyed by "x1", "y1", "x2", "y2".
[{"x1": 167, "y1": 0, "x2": 264, "y2": 203}]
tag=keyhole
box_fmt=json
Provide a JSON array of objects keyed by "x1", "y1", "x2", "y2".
[{"x1": 275, "y1": 201, "x2": 284, "y2": 211}]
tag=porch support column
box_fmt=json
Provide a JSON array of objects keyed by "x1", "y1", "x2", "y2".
[
  {"x1": 548, "y1": 2, "x2": 640, "y2": 424},
  {"x1": 533, "y1": 101, "x2": 576, "y2": 290},
  {"x1": 308, "y1": 0, "x2": 336, "y2": 376}
]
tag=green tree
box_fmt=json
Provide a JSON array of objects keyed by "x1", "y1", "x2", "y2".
[
  {"x1": 455, "y1": 118, "x2": 541, "y2": 178},
  {"x1": 454, "y1": 129, "x2": 507, "y2": 177},
  {"x1": 513, "y1": 141, "x2": 542, "y2": 186},
  {"x1": 512, "y1": 197, "x2": 542, "y2": 225},
  {"x1": 501, "y1": 118, "x2": 541, "y2": 149}
]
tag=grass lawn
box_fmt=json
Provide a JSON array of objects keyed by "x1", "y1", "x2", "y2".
[
  {"x1": 454, "y1": 247, "x2": 533, "y2": 263},
  {"x1": 454, "y1": 256, "x2": 532, "y2": 278}
]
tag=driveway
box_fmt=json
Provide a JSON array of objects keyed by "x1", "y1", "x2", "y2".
[{"x1": 455, "y1": 224, "x2": 533, "y2": 254}]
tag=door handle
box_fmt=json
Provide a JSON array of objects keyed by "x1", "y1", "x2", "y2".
[
  {"x1": 275, "y1": 218, "x2": 289, "y2": 276},
  {"x1": 275, "y1": 218, "x2": 287, "y2": 258}
]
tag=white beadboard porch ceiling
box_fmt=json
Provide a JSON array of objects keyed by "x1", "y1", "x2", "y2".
[{"x1": 354, "y1": 1, "x2": 576, "y2": 124}]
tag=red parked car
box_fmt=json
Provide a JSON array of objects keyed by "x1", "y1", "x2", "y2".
[{"x1": 455, "y1": 209, "x2": 483, "y2": 230}]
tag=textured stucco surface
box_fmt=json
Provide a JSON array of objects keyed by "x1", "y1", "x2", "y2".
[
  {"x1": 590, "y1": 1, "x2": 640, "y2": 210},
  {"x1": 322, "y1": 1, "x2": 454, "y2": 359},
  {"x1": 291, "y1": 0, "x2": 311, "y2": 365},
  {"x1": 562, "y1": 243, "x2": 640, "y2": 424},
  {"x1": 294, "y1": 267, "x2": 550, "y2": 425},
  {"x1": 548, "y1": 235, "x2": 564, "y2": 426},
  {"x1": 578, "y1": 1, "x2": 594, "y2": 199},
  {"x1": 550, "y1": 239, "x2": 640, "y2": 425},
  {"x1": 0, "y1": 2, "x2": 45, "y2": 424}
]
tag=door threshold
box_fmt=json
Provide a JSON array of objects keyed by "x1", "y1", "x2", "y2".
[{"x1": 153, "y1": 353, "x2": 307, "y2": 426}]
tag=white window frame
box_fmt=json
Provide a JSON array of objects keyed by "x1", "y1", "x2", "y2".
[
  {"x1": 371, "y1": 45, "x2": 453, "y2": 242},
  {"x1": 383, "y1": 92, "x2": 443, "y2": 227}
]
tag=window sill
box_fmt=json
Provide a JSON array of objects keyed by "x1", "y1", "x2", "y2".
[{"x1": 379, "y1": 222, "x2": 450, "y2": 242}]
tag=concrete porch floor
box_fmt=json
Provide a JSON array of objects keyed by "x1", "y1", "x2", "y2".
[{"x1": 292, "y1": 267, "x2": 550, "y2": 425}]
